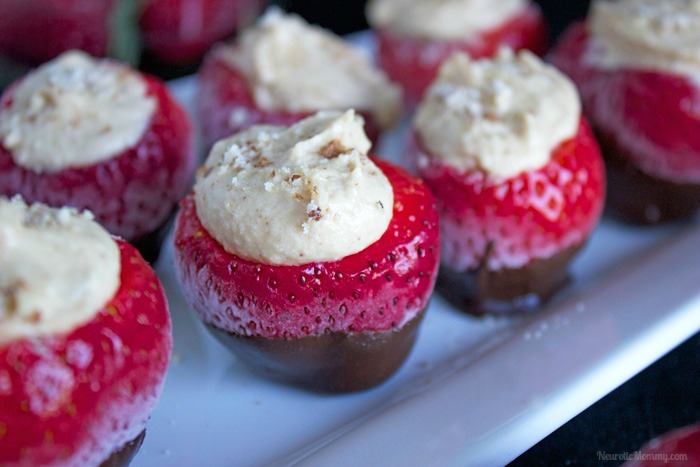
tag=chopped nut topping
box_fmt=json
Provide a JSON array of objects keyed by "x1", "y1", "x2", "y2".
[
  {"x1": 0, "y1": 287, "x2": 18, "y2": 319},
  {"x1": 253, "y1": 155, "x2": 271, "y2": 167},
  {"x1": 307, "y1": 199, "x2": 323, "y2": 221},
  {"x1": 318, "y1": 140, "x2": 347, "y2": 159}
]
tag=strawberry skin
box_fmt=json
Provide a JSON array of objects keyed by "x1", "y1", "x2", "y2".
[
  {"x1": 551, "y1": 22, "x2": 700, "y2": 184},
  {"x1": 550, "y1": 22, "x2": 700, "y2": 222},
  {"x1": 0, "y1": 0, "x2": 264, "y2": 68},
  {"x1": 0, "y1": 240, "x2": 172, "y2": 466},
  {"x1": 624, "y1": 423, "x2": 700, "y2": 467},
  {"x1": 196, "y1": 46, "x2": 382, "y2": 150},
  {"x1": 413, "y1": 118, "x2": 605, "y2": 275},
  {"x1": 173, "y1": 159, "x2": 439, "y2": 340},
  {"x1": 0, "y1": 0, "x2": 113, "y2": 65},
  {"x1": 0, "y1": 72, "x2": 196, "y2": 253},
  {"x1": 376, "y1": 2, "x2": 548, "y2": 107},
  {"x1": 139, "y1": 0, "x2": 265, "y2": 65}
]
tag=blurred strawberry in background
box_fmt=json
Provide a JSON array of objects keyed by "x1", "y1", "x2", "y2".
[
  {"x1": 140, "y1": 0, "x2": 266, "y2": 66},
  {"x1": 0, "y1": 0, "x2": 266, "y2": 73},
  {"x1": 0, "y1": 0, "x2": 114, "y2": 65}
]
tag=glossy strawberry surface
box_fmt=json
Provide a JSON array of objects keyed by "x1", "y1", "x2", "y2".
[
  {"x1": 376, "y1": 2, "x2": 548, "y2": 107},
  {"x1": 0, "y1": 0, "x2": 113, "y2": 65},
  {"x1": 550, "y1": 22, "x2": 700, "y2": 184},
  {"x1": 413, "y1": 118, "x2": 605, "y2": 272},
  {"x1": 140, "y1": 0, "x2": 265, "y2": 65},
  {"x1": 0, "y1": 240, "x2": 172, "y2": 466},
  {"x1": 196, "y1": 45, "x2": 383, "y2": 150},
  {"x1": 173, "y1": 159, "x2": 439, "y2": 339},
  {"x1": 0, "y1": 72, "x2": 195, "y2": 243},
  {"x1": 624, "y1": 422, "x2": 700, "y2": 466}
]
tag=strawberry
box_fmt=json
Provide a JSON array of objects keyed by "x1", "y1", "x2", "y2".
[
  {"x1": 196, "y1": 45, "x2": 383, "y2": 150},
  {"x1": 550, "y1": 22, "x2": 700, "y2": 223},
  {"x1": 0, "y1": 0, "x2": 114, "y2": 65},
  {"x1": 139, "y1": 0, "x2": 265, "y2": 66},
  {"x1": 0, "y1": 0, "x2": 264, "y2": 71},
  {"x1": 0, "y1": 68, "x2": 196, "y2": 263},
  {"x1": 173, "y1": 159, "x2": 440, "y2": 392},
  {"x1": 375, "y1": 2, "x2": 548, "y2": 107},
  {"x1": 624, "y1": 423, "x2": 700, "y2": 466},
  {"x1": 0, "y1": 239, "x2": 172, "y2": 466},
  {"x1": 411, "y1": 118, "x2": 605, "y2": 313}
]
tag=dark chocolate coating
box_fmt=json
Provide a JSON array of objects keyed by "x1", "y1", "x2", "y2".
[
  {"x1": 205, "y1": 310, "x2": 425, "y2": 394},
  {"x1": 437, "y1": 244, "x2": 583, "y2": 315},
  {"x1": 100, "y1": 430, "x2": 146, "y2": 467},
  {"x1": 597, "y1": 131, "x2": 700, "y2": 225}
]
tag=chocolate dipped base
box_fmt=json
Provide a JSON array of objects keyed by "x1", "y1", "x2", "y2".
[
  {"x1": 100, "y1": 430, "x2": 146, "y2": 467},
  {"x1": 437, "y1": 244, "x2": 583, "y2": 315},
  {"x1": 597, "y1": 131, "x2": 700, "y2": 225},
  {"x1": 205, "y1": 310, "x2": 426, "y2": 394}
]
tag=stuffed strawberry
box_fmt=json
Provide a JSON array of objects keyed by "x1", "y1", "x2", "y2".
[
  {"x1": 366, "y1": 0, "x2": 548, "y2": 107},
  {"x1": 411, "y1": 51, "x2": 605, "y2": 314},
  {"x1": 174, "y1": 110, "x2": 439, "y2": 393},
  {"x1": 0, "y1": 197, "x2": 171, "y2": 466},
  {"x1": 196, "y1": 9, "x2": 402, "y2": 150},
  {"x1": 549, "y1": 0, "x2": 700, "y2": 224},
  {"x1": 0, "y1": 50, "x2": 195, "y2": 263}
]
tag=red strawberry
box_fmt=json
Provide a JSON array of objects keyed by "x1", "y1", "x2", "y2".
[
  {"x1": 375, "y1": 2, "x2": 548, "y2": 107},
  {"x1": 173, "y1": 159, "x2": 440, "y2": 392},
  {"x1": 0, "y1": 68, "x2": 196, "y2": 262},
  {"x1": 0, "y1": 239, "x2": 172, "y2": 466},
  {"x1": 550, "y1": 22, "x2": 700, "y2": 223},
  {"x1": 0, "y1": 0, "x2": 113, "y2": 65},
  {"x1": 624, "y1": 423, "x2": 700, "y2": 466},
  {"x1": 0, "y1": 0, "x2": 264, "y2": 71},
  {"x1": 196, "y1": 45, "x2": 383, "y2": 150},
  {"x1": 139, "y1": 0, "x2": 265, "y2": 66},
  {"x1": 411, "y1": 118, "x2": 605, "y2": 313}
]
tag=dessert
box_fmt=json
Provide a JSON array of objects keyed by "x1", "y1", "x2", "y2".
[
  {"x1": 623, "y1": 422, "x2": 700, "y2": 466},
  {"x1": 410, "y1": 51, "x2": 605, "y2": 314},
  {"x1": 549, "y1": 0, "x2": 700, "y2": 224},
  {"x1": 366, "y1": 0, "x2": 548, "y2": 107},
  {"x1": 173, "y1": 110, "x2": 439, "y2": 393},
  {"x1": 0, "y1": 50, "x2": 195, "y2": 263},
  {"x1": 196, "y1": 9, "x2": 402, "y2": 150},
  {"x1": 0, "y1": 197, "x2": 172, "y2": 466}
]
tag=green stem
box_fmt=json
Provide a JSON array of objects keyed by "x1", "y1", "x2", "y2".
[{"x1": 108, "y1": 0, "x2": 144, "y2": 66}]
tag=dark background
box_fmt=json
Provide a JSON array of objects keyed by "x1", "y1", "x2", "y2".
[
  {"x1": 268, "y1": 1, "x2": 700, "y2": 465},
  {"x1": 271, "y1": 0, "x2": 591, "y2": 40}
]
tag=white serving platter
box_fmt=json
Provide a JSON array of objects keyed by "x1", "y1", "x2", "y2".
[{"x1": 132, "y1": 34, "x2": 700, "y2": 467}]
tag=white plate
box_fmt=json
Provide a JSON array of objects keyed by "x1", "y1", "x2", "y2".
[{"x1": 133, "y1": 35, "x2": 700, "y2": 467}]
